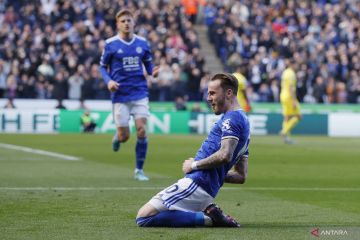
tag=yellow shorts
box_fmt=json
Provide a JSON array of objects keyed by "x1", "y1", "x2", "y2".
[{"x1": 281, "y1": 100, "x2": 301, "y2": 116}]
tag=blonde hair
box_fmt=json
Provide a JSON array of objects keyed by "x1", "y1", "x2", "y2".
[{"x1": 115, "y1": 9, "x2": 133, "y2": 20}]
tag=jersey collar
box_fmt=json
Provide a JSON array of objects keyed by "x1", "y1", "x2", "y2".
[{"x1": 117, "y1": 35, "x2": 136, "y2": 45}]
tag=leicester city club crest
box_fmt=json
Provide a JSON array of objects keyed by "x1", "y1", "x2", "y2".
[{"x1": 136, "y1": 47, "x2": 142, "y2": 53}]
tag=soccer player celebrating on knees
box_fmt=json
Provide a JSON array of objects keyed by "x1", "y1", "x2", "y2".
[
  {"x1": 99, "y1": 9, "x2": 158, "y2": 181},
  {"x1": 136, "y1": 73, "x2": 250, "y2": 227}
]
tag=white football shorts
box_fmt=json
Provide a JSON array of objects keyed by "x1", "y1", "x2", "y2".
[
  {"x1": 149, "y1": 178, "x2": 214, "y2": 212},
  {"x1": 113, "y1": 97, "x2": 150, "y2": 127}
]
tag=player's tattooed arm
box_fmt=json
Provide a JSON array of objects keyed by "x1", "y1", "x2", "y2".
[
  {"x1": 225, "y1": 155, "x2": 248, "y2": 184},
  {"x1": 183, "y1": 138, "x2": 238, "y2": 173}
]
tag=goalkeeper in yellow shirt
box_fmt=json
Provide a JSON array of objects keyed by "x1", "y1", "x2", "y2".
[
  {"x1": 280, "y1": 59, "x2": 301, "y2": 144},
  {"x1": 233, "y1": 66, "x2": 251, "y2": 113}
]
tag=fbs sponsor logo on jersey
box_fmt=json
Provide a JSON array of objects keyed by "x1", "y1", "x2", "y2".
[{"x1": 222, "y1": 119, "x2": 233, "y2": 133}]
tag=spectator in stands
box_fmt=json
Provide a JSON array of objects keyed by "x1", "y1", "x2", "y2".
[
  {"x1": 336, "y1": 82, "x2": 347, "y2": 104},
  {"x1": 157, "y1": 58, "x2": 174, "y2": 101},
  {"x1": 17, "y1": 73, "x2": 36, "y2": 98},
  {"x1": 171, "y1": 63, "x2": 187, "y2": 100},
  {"x1": 258, "y1": 83, "x2": 271, "y2": 103},
  {"x1": 326, "y1": 77, "x2": 337, "y2": 104},
  {"x1": 313, "y1": 76, "x2": 326, "y2": 103},
  {"x1": 68, "y1": 65, "x2": 85, "y2": 100},
  {"x1": 1, "y1": 1, "x2": 360, "y2": 104},
  {"x1": 0, "y1": 0, "x2": 206, "y2": 104},
  {"x1": 181, "y1": 0, "x2": 199, "y2": 24},
  {"x1": 199, "y1": 71, "x2": 210, "y2": 103},
  {"x1": 269, "y1": 81, "x2": 279, "y2": 103},
  {"x1": 81, "y1": 64, "x2": 98, "y2": 101},
  {"x1": 347, "y1": 70, "x2": 360, "y2": 103},
  {"x1": 185, "y1": 64, "x2": 202, "y2": 101},
  {"x1": 37, "y1": 55, "x2": 54, "y2": 81},
  {"x1": 52, "y1": 71, "x2": 68, "y2": 101},
  {"x1": 0, "y1": 59, "x2": 9, "y2": 98},
  {"x1": 6, "y1": 74, "x2": 17, "y2": 102},
  {"x1": 205, "y1": 0, "x2": 360, "y2": 104}
]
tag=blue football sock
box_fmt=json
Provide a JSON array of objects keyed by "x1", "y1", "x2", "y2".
[
  {"x1": 135, "y1": 138, "x2": 148, "y2": 170},
  {"x1": 136, "y1": 210, "x2": 205, "y2": 227}
]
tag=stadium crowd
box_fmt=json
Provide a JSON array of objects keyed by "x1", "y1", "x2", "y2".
[
  {"x1": 0, "y1": 0, "x2": 205, "y2": 104},
  {"x1": 205, "y1": 0, "x2": 360, "y2": 103},
  {"x1": 0, "y1": 0, "x2": 359, "y2": 105}
]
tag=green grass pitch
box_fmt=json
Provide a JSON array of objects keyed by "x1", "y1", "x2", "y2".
[{"x1": 0, "y1": 134, "x2": 359, "y2": 240}]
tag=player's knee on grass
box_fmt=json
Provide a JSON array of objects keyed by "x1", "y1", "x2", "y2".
[{"x1": 136, "y1": 203, "x2": 159, "y2": 219}]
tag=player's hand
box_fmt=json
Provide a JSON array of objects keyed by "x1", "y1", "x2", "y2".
[
  {"x1": 152, "y1": 66, "x2": 160, "y2": 78},
  {"x1": 108, "y1": 80, "x2": 120, "y2": 92},
  {"x1": 182, "y1": 157, "x2": 194, "y2": 174}
]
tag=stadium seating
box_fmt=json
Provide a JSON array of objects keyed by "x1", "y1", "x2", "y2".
[{"x1": 0, "y1": 0, "x2": 359, "y2": 104}]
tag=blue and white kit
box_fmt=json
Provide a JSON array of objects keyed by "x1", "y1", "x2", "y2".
[
  {"x1": 99, "y1": 34, "x2": 154, "y2": 124},
  {"x1": 149, "y1": 109, "x2": 250, "y2": 211},
  {"x1": 99, "y1": 34, "x2": 153, "y2": 103}
]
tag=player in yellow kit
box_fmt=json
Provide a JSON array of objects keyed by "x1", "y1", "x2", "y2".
[
  {"x1": 280, "y1": 59, "x2": 301, "y2": 144},
  {"x1": 233, "y1": 66, "x2": 251, "y2": 113}
]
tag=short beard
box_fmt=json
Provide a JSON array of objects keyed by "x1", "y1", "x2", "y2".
[{"x1": 213, "y1": 97, "x2": 225, "y2": 115}]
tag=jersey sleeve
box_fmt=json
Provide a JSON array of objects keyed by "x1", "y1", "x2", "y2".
[
  {"x1": 99, "y1": 43, "x2": 112, "y2": 84},
  {"x1": 220, "y1": 112, "x2": 242, "y2": 141},
  {"x1": 142, "y1": 41, "x2": 153, "y2": 75}
]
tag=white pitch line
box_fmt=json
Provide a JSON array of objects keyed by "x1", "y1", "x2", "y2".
[
  {"x1": 0, "y1": 187, "x2": 359, "y2": 191},
  {"x1": 0, "y1": 143, "x2": 80, "y2": 161}
]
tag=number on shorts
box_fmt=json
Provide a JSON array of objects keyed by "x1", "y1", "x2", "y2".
[{"x1": 165, "y1": 184, "x2": 179, "y2": 194}]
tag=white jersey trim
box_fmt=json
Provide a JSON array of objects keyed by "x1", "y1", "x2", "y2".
[
  {"x1": 118, "y1": 35, "x2": 136, "y2": 45},
  {"x1": 221, "y1": 136, "x2": 239, "y2": 141},
  {"x1": 134, "y1": 34, "x2": 147, "y2": 42},
  {"x1": 105, "y1": 35, "x2": 119, "y2": 44},
  {"x1": 105, "y1": 35, "x2": 138, "y2": 45}
]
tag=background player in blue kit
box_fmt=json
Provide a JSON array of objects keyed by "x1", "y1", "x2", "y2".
[
  {"x1": 136, "y1": 73, "x2": 250, "y2": 227},
  {"x1": 99, "y1": 9, "x2": 158, "y2": 181}
]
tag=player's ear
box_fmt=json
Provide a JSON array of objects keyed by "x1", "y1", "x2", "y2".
[{"x1": 226, "y1": 88, "x2": 233, "y2": 98}]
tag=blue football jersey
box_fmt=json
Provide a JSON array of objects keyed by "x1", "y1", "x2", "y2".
[
  {"x1": 99, "y1": 34, "x2": 153, "y2": 103},
  {"x1": 186, "y1": 110, "x2": 250, "y2": 197}
]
